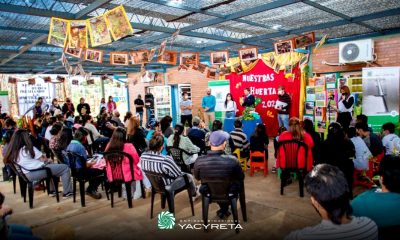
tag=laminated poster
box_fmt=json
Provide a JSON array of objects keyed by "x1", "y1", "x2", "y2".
[
  {"x1": 88, "y1": 15, "x2": 112, "y2": 47},
  {"x1": 315, "y1": 77, "x2": 325, "y2": 92},
  {"x1": 105, "y1": 5, "x2": 134, "y2": 41},
  {"x1": 306, "y1": 86, "x2": 315, "y2": 101},
  {"x1": 305, "y1": 101, "x2": 314, "y2": 115},
  {"x1": 48, "y1": 17, "x2": 69, "y2": 48},
  {"x1": 325, "y1": 74, "x2": 337, "y2": 89},
  {"x1": 69, "y1": 20, "x2": 88, "y2": 49},
  {"x1": 315, "y1": 92, "x2": 326, "y2": 107}
]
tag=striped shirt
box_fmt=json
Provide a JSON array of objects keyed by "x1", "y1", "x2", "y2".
[
  {"x1": 140, "y1": 151, "x2": 183, "y2": 185},
  {"x1": 230, "y1": 128, "x2": 250, "y2": 150},
  {"x1": 285, "y1": 217, "x2": 378, "y2": 240}
]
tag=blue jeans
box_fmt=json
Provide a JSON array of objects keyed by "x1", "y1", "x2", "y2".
[
  {"x1": 225, "y1": 111, "x2": 235, "y2": 119},
  {"x1": 278, "y1": 114, "x2": 289, "y2": 130},
  {"x1": 8, "y1": 224, "x2": 40, "y2": 240},
  {"x1": 137, "y1": 111, "x2": 143, "y2": 127}
]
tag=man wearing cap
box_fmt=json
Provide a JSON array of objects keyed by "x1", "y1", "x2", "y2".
[{"x1": 194, "y1": 131, "x2": 245, "y2": 219}]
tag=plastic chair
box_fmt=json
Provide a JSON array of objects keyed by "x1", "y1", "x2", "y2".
[
  {"x1": 353, "y1": 150, "x2": 384, "y2": 189},
  {"x1": 103, "y1": 151, "x2": 145, "y2": 209},
  {"x1": 9, "y1": 161, "x2": 59, "y2": 208},
  {"x1": 143, "y1": 170, "x2": 194, "y2": 219},
  {"x1": 188, "y1": 136, "x2": 207, "y2": 155},
  {"x1": 277, "y1": 140, "x2": 308, "y2": 197},
  {"x1": 249, "y1": 151, "x2": 267, "y2": 176},
  {"x1": 233, "y1": 149, "x2": 248, "y2": 172},
  {"x1": 166, "y1": 146, "x2": 193, "y2": 173},
  {"x1": 200, "y1": 177, "x2": 241, "y2": 233}
]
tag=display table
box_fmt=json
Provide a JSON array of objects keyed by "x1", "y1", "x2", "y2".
[{"x1": 223, "y1": 118, "x2": 263, "y2": 139}]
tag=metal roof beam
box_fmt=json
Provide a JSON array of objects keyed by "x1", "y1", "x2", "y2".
[
  {"x1": 74, "y1": 0, "x2": 112, "y2": 19},
  {"x1": 0, "y1": 3, "x2": 74, "y2": 19}
]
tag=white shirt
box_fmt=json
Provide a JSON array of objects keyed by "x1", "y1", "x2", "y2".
[
  {"x1": 351, "y1": 136, "x2": 372, "y2": 170},
  {"x1": 225, "y1": 100, "x2": 237, "y2": 112},
  {"x1": 45, "y1": 126, "x2": 53, "y2": 141},
  {"x1": 382, "y1": 133, "x2": 400, "y2": 155},
  {"x1": 84, "y1": 122, "x2": 101, "y2": 144},
  {"x1": 18, "y1": 147, "x2": 45, "y2": 174},
  {"x1": 338, "y1": 95, "x2": 354, "y2": 113}
]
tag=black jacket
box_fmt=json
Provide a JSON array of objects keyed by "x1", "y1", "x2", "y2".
[
  {"x1": 77, "y1": 103, "x2": 91, "y2": 116},
  {"x1": 242, "y1": 95, "x2": 255, "y2": 107}
]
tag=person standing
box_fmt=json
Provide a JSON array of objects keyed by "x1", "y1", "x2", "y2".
[
  {"x1": 134, "y1": 94, "x2": 145, "y2": 126},
  {"x1": 180, "y1": 92, "x2": 193, "y2": 128},
  {"x1": 333, "y1": 86, "x2": 354, "y2": 131},
  {"x1": 107, "y1": 96, "x2": 117, "y2": 114},
  {"x1": 241, "y1": 88, "x2": 255, "y2": 108},
  {"x1": 144, "y1": 89, "x2": 155, "y2": 123},
  {"x1": 224, "y1": 93, "x2": 237, "y2": 119},
  {"x1": 62, "y1": 98, "x2": 75, "y2": 115},
  {"x1": 99, "y1": 98, "x2": 107, "y2": 112},
  {"x1": 201, "y1": 88, "x2": 216, "y2": 129},
  {"x1": 77, "y1": 97, "x2": 91, "y2": 116},
  {"x1": 275, "y1": 86, "x2": 291, "y2": 131}
]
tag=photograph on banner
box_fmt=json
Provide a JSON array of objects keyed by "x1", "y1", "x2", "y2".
[
  {"x1": 47, "y1": 17, "x2": 69, "y2": 48},
  {"x1": 85, "y1": 49, "x2": 103, "y2": 63},
  {"x1": 131, "y1": 50, "x2": 150, "y2": 65},
  {"x1": 88, "y1": 15, "x2": 112, "y2": 47},
  {"x1": 299, "y1": 54, "x2": 309, "y2": 68},
  {"x1": 69, "y1": 20, "x2": 88, "y2": 49},
  {"x1": 110, "y1": 52, "x2": 129, "y2": 65},
  {"x1": 362, "y1": 67, "x2": 400, "y2": 131},
  {"x1": 0, "y1": 91, "x2": 9, "y2": 114},
  {"x1": 64, "y1": 45, "x2": 82, "y2": 58},
  {"x1": 306, "y1": 86, "x2": 315, "y2": 101},
  {"x1": 305, "y1": 101, "x2": 314, "y2": 115},
  {"x1": 294, "y1": 32, "x2": 315, "y2": 48},
  {"x1": 105, "y1": 5, "x2": 133, "y2": 41},
  {"x1": 180, "y1": 52, "x2": 199, "y2": 65},
  {"x1": 315, "y1": 92, "x2": 326, "y2": 108},
  {"x1": 274, "y1": 39, "x2": 294, "y2": 54},
  {"x1": 315, "y1": 77, "x2": 325, "y2": 92},
  {"x1": 325, "y1": 74, "x2": 337, "y2": 89},
  {"x1": 210, "y1": 51, "x2": 228, "y2": 65},
  {"x1": 158, "y1": 51, "x2": 177, "y2": 65},
  {"x1": 239, "y1": 47, "x2": 258, "y2": 62}
]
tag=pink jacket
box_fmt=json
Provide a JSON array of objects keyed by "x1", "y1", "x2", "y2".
[
  {"x1": 107, "y1": 101, "x2": 116, "y2": 113},
  {"x1": 106, "y1": 143, "x2": 144, "y2": 182}
]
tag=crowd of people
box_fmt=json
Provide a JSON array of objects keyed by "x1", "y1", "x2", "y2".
[{"x1": 1, "y1": 91, "x2": 399, "y2": 239}]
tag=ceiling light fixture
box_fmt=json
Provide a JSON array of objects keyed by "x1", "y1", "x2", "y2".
[
  {"x1": 272, "y1": 25, "x2": 282, "y2": 30},
  {"x1": 20, "y1": 37, "x2": 27, "y2": 40}
]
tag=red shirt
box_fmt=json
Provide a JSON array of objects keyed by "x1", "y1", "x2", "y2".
[
  {"x1": 107, "y1": 101, "x2": 116, "y2": 113},
  {"x1": 277, "y1": 131, "x2": 314, "y2": 172}
]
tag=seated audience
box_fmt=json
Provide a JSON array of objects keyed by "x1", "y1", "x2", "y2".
[
  {"x1": 205, "y1": 120, "x2": 234, "y2": 154},
  {"x1": 123, "y1": 112, "x2": 133, "y2": 127},
  {"x1": 356, "y1": 114, "x2": 373, "y2": 132},
  {"x1": 141, "y1": 133, "x2": 198, "y2": 200},
  {"x1": 127, "y1": 116, "x2": 148, "y2": 156},
  {"x1": 273, "y1": 126, "x2": 287, "y2": 173},
  {"x1": 381, "y1": 122, "x2": 400, "y2": 155},
  {"x1": 4, "y1": 129, "x2": 73, "y2": 198},
  {"x1": 44, "y1": 117, "x2": 56, "y2": 141},
  {"x1": 160, "y1": 116, "x2": 174, "y2": 138},
  {"x1": 230, "y1": 119, "x2": 250, "y2": 156},
  {"x1": 356, "y1": 122, "x2": 383, "y2": 157},
  {"x1": 111, "y1": 110, "x2": 124, "y2": 127},
  {"x1": 194, "y1": 131, "x2": 244, "y2": 219},
  {"x1": 65, "y1": 128, "x2": 103, "y2": 199},
  {"x1": 83, "y1": 115, "x2": 110, "y2": 146},
  {"x1": 285, "y1": 164, "x2": 378, "y2": 240},
  {"x1": 97, "y1": 113, "x2": 114, "y2": 138},
  {"x1": 167, "y1": 123, "x2": 200, "y2": 165},
  {"x1": 320, "y1": 122, "x2": 355, "y2": 196},
  {"x1": 347, "y1": 127, "x2": 372, "y2": 171},
  {"x1": 352, "y1": 155, "x2": 400, "y2": 228},
  {"x1": 303, "y1": 119, "x2": 321, "y2": 164},
  {"x1": 250, "y1": 123, "x2": 269, "y2": 162},
  {"x1": 188, "y1": 116, "x2": 207, "y2": 140},
  {"x1": 146, "y1": 120, "x2": 167, "y2": 156}
]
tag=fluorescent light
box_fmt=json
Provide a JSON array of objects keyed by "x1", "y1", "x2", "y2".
[
  {"x1": 20, "y1": 37, "x2": 27, "y2": 40},
  {"x1": 196, "y1": 40, "x2": 203, "y2": 44},
  {"x1": 272, "y1": 25, "x2": 282, "y2": 30}
]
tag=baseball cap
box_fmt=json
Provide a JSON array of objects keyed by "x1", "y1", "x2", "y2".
[
  {"x1": 209, "y1": 130, "x2": 229, "y2": 146},
  {"x1": 192, "y1": 116, "x2": 201, "y2": 125}
]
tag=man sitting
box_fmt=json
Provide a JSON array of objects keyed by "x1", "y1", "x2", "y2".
[
  {"x1": 111, "y1": 110, "x2": 124, "y2": 127},
  {"x1": 381, "y1": 122, "x2": 400, "y2": 155},
  {"x1": 230, "y1": 119, "x2": 250, "y2": 157},
  {"x1": 285, "y1": 164, "x2": 378, "y2": 240},
  {"x1": 65, "y1": 128, "x2": 103, "y2": 199},
  {"x1": 355, "y1": 122, "x2": 383, "y2": 157},
  {"x1": 352, "y1": 155, "x2": 400, "y2": 228},
  {"x1": 194, "y1": 131, "x2": 244, "y2": 219},
  {"x1": 187, "y1": 116, "x2": 208, "y2": 152}
]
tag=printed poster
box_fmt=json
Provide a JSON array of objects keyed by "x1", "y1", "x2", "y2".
[
  {"x1": 88, "y1": 15, "x2": 112, "y2": 47},
  {"x1": 69, "y1": 20, "x2": 88, "y2": 49},
  {"x1": 47, "y1": 17, "x2": 69, "y2": 48},
  {"x1": 315, "y1": 92, "x2": 326, "y2": 107},
  {"x1": 306, "y1": 86, "x2": 315, "y2": 101},
  {"x1": 305, "y1": 101, "x2": 314, "y2": 115},
  {"x1": 315, "y1": 77, "x2": 325, "y2": 92},
  {"x1": 105, "y1": 5, "x2": 134, "y2": 41},
  {"x1": 325, "y1": 74, "x2": 336, "y2": 89}
]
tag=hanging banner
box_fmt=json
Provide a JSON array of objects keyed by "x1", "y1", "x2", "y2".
[
  {"x1": 105, "y1": 5, "x2": 134, "y2": 41},
  {"x1": 0, "y1": 91, "x2": 10, "y2": 114},
  {"x1": 47, "y1": 17, "x2": 69, "y2": 47},
  {"x1": 88, "y1": 15, "x2": 112, "y2": 47},
  {"x1": 17, "y1": 78, "x2": 55, "y2": 116},
  {"x1": 227, "y1": 60, "x2": 301, "y2": 136},
  {"x1": 69, "y1": 20, "x2": 88, "y2": 49}
]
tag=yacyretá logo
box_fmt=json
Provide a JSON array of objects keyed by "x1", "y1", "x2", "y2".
[{"x1": 157, "y1": 211, "x2": 175, "y2": 229}]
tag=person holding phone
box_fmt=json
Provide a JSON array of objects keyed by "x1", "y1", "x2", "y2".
[{"x1": 332, "y1": 86, "x2": 354, "y2": 131}]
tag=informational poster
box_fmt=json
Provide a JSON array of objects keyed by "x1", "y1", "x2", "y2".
[
  {"x1": 362, "y1": 67, "x2": 400, "y2": 132},
  {"x1": 0, "y1": 91, "x2": 9, "y2": 114},
  {"x1": 306, "y1": 86, "x2": 315, "y2": 101},
  {"x1": 208, "y1": 80, "x2": 230, "y2": 121},
  {"x1": 17, "y1": 78, "x2": 55, "y2": 116}
]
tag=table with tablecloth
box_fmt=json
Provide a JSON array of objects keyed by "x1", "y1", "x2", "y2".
[{"x1": 223, "y1": 118, "x2": 263, "y2": 139}]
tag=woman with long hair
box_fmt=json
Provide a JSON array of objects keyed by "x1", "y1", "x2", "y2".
[
  {"x1": 303, "y1": 119, "x2": 322, "y2": 165},
  {"x1": 4, "y1": 129, "x2": 72, "y2": 197},
  {"x1": 333, "y1": 86, "x2": 354, "y2": 130},
  {"x1": 224, "y1": 93, "x2": 237, "y2": 119},
  {"x1": 126, "y1": 116, "x2": 147, "y2": 156},
  {"x1": 105, "y1": 127, "x2": 149, "y2": 199},
  {"x1": 123, "y1": 112, "x2": 133, "y2": 127},
  {"x1": 160, "y1": 115, "x2": 174, "y2": 138},
  {"x1": 49, "y1": 98, "x2": 61, "y2": 116},
  {"x1": 278, "y1": 117, "x2": 314, "y2": 172},
  {"x1": 167, "y1": 123, "x2": 200, "y2": 165},
  {"x1": 250, "y1": 123, "x2": 269, "y2": 162}
]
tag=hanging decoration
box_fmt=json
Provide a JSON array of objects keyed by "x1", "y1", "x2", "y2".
[
  {"x1": 170, "y1": 28, "x2": 180, "y2": 47},
  {"x1": 88, "y1": 15, "x2": 112, "y2": 47},
  {"x1": 157, "y1": 51, "x2": 177, "y2": 65},
  {"x1": 104, "y1": 5, "x2": 134, "y2": 41},
  {"x1": 313, "y1": 34, "x2": 328, "y2": 54},
  {"x1": 72, "y1": 79, "x2": 79, "y2": 85},
  {"x1": 110, "y1": 52, "x2": 129, "y2": 65},
  {"x1": 64, "y1": 45, "x2": 82, "y2": 58},
  {"x1": 8, "y1": 77, "x2": 17, "y2": 84},
  {"x1": 130, "y1": 50, "x2": 149, "y2": 65},
  {"x1": 68, "y1": 20, "x2": 88, "y2": 49},
  {"x1": 158, "y1": 40, "x2": 167, "y2": 57},
  {"x1": 84, "y1": 49, "x2": 104, "y2": 63},
  {"x1": 148, "y1": 48, "x2": 156, "y2": 62},
  {"x1": 293, "y1": 32, "x2": 315, "y2": 49},
  {"x1": 47, "y1": 17, "x2": 69, "y2": 48},
  {"x1": 28, "y1": 78, "x2": 35, "y2": 85}
]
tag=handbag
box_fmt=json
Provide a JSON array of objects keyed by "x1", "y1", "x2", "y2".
[{"x1": 2, "y1": 166, "x2": 10, "y2": 181}]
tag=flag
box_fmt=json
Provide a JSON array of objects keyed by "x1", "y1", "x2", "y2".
[{"x1": 313, "y1": 34, "x2": 327, "y2": 53}]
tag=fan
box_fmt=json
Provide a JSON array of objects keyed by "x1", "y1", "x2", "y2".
[{"x1": 341, "y1": 43, "x2": 360, "y2": 62}]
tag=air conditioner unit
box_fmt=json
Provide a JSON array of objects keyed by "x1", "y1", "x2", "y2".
[{"x1": 339, "y1": 39, "x2": 374, "y2": 64}]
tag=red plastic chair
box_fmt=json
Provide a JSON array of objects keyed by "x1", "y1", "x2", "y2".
[
  {"x1": 353, "y1": 150, "x2": 384, "y2": 189},
  {"x1": 249, "y1": 151, "x2": 267, "y2": 177}
]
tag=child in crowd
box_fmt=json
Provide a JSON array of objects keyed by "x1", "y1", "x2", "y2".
[
  {"x1": 272, "y1": 126, "x2": 287, "y2": 173},
  {"x1": 381, "y1": 122, "x2": 400, "y2": 156}
]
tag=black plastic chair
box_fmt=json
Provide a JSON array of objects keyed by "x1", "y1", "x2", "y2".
[
  {"x1": 378, "y1": 225, "x2": 400, "y2": 240},
  {"x1": 5, "y1": 164, "x2": 17, "y2": 195},
  {"x1": 166, "y1": 146, "x2": 193, "y2": 173},
  {"x1": 9, "y1": 161, "x2": 59, "y2": 209},
  {"x1": 188, "y1": 136, "x2": 207, "y2": 155},
  {"x1": 143, "y1": 170, "x2": 194, "y2": 219},
  {"x1": 200, "y1": 177, "x2": 241, "y2": 233},
  {"x1": 277, "y1": 140, "x2": 308, "y2": 197},
  {"x1": 103, "y1": 151, "x2": 145, "y2": 208}
]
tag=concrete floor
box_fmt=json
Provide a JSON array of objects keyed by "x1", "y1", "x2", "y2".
[{"x1": 0, "y1": 147, "x2": 324, "y2": 240}]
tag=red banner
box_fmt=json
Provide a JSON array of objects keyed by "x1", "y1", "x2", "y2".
[{"x1": 226, "y1": 60, "x2": 300, "y2": 136}]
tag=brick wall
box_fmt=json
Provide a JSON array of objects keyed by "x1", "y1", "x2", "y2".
[
  {"x1": 312, "y1": 34, "x2": 400, "y2": 73},
  {"x1": 128, "y1": 67, "x2": 212, "y2": 121}
]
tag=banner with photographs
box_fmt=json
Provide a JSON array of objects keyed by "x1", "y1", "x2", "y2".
[
  {"x1": 88, "y1": 15, "x2": 112, "y2": 47},
  {"x1": 48, "y1": 17, "x2": 69, "y2": 48},
  {"x1": 104, "y1": 5, "x2": 134, "y2": 41},
  {"x1": 69, "y1": 20, "x2": 88, "y2": 49}
]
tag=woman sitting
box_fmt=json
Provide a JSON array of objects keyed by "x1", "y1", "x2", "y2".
[
  {"x1": 146, "y1": 120, "x2": 167, "y2": 156},
  {"x1": 83, "y1": 115, "x2": 110, "y2": 149},
  {"x1": 250, "y1": 123, "x2": 269, "y2": 162},
  {"x1": 167, "y1": 123, "x2": 200, "y2": 165},
  {"x1": 126, "y1": 116, "x2": 147, "y2": 156},
  {"x1": 4, "y1": 129, "x2": 73, "y2": 198},
  {"x1": 160, "y1": 116, "x2": 174, "y2": 138}
]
